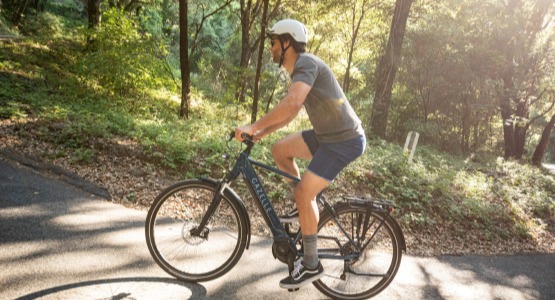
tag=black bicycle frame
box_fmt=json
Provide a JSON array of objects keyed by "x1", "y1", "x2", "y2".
[
  {"x1": 191, "y1": 137, "x2": 301, "y2": 241},
  {"x1": 230, "y1": 151, "x2": 299, "y2": 239},
  {"x1": 193, "y1": 139, "x2": 386, "y2": 262}
]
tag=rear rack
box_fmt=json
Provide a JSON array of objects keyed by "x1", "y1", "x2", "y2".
[{"x1": 343, "y1": 196, "x2": 396, "y2": 213}]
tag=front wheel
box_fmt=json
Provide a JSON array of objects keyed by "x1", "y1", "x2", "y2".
[
  {"x1": 145, "y1": 179, "x2": 248, "y2": 282},
  {"x1": 314, "y1": 202, "x2": 403, "y2": 299}
]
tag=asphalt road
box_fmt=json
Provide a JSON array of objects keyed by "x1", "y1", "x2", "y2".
[{"x1": 1, "y1": 153, "x2": 554, "y2": 300}]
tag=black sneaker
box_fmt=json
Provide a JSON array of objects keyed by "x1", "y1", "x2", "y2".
[
  {"x1": 279, "y1": 261, "x2": 324, "y2": 289},
  {"x1": 279, "y1": 208, "x2": 299, "y2": 223}
]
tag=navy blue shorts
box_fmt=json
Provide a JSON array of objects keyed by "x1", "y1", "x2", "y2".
[{"x1": 301, "y1": 130, "x2": 366, "y2": 181}]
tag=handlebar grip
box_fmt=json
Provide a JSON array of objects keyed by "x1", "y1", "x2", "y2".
[{"x1": 228, "y1": 131, "x2": 253, "y2": 141}]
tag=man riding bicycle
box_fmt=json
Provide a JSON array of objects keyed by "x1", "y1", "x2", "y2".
[{"x1": 235, "y1": 19, "x2": 366, "y2": 290}]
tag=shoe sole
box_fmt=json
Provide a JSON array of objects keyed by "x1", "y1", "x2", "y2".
[{"x1": 278, "y1": 272, "x2": 325, "y2": 289}]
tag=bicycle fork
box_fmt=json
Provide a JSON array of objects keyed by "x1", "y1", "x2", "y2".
[{"x1": 189, "y1": 181, "x2": 229, "y2": 239}]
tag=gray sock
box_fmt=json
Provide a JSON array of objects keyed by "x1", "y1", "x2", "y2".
[{"x1": 302, "y1": 234, "x2": 319, "y2": 269}]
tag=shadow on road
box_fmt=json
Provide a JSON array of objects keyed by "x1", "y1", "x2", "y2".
[
  {"x1": 391, "y1": 254, "x2": 555, "y2": 300},
  {"x1": 14, "y1": 277, "x2": 206, "y2": 300}
]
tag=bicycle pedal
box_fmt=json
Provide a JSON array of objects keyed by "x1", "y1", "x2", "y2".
[{"x1": 287, "y1": 288, "x2": 300, "y2": 292}]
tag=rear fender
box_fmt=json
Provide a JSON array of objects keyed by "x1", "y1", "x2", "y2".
[{"x1": 387, "y1": 215, "x2": 406, "y2": 252}]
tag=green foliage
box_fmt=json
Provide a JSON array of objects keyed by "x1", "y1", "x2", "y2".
[
  {"x1": 358, "y1": 141, "x2": 439, "y2": 225},
  {"x1": 78, "y1": 8, "x2": 172, "y2": 97},
  {"x1": 139, "y1": 6, "x2": 165, "y2": 37},
  {"x1": 492, "y1": 159, "x2": 555, "y2": 219},
  {"x1": 71, "y1": 148, "x2": 95, "y2": 164},
  {"x1": 341, "y1": 139, "x2": 554, "y2": 241},
  {"x1": 0, "y1": 13, "x2": 17, "y2": 35},
  {"x1": 19, "y1": 12, "x2": 64, "y2": 37},
  {"x1": 0, "y1": 101, "x2": 28, "y2": 119}
]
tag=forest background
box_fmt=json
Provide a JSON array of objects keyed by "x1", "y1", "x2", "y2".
[{"x1": 1, "y1": 0, "x2": 554, "y2": 255}]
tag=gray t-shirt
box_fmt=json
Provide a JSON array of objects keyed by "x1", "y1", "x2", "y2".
[{"x1": 291, "y1": 53, "x2": 364, "y2": 142}]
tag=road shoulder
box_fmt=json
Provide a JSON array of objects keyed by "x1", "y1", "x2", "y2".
[{"x1": 0, "y1": 148, "x2": 110, "y2": 199}]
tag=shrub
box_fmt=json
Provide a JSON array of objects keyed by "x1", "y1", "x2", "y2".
[
  {"x1": 78, "y1": 8, "x2": 171, "y2": 98},
  {"x1": 19, "y1": 12, "x2": 63, "y2": 37}
]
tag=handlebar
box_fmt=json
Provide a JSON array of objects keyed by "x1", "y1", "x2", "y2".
[
  {"x1": 228, "y1": 131, "x2": 255, "y2": 154},
  {"x1": 228, "y1": 131, "x2": 254, "y2": 142}
]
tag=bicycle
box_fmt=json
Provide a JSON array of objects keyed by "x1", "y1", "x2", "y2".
[{"x1": 145, "y1": 133, "x2": 406, "y2": 299}]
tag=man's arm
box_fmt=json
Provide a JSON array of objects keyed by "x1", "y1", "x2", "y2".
[{"x1": 236, "y1": 81, "x2": 311, "y2": 140}]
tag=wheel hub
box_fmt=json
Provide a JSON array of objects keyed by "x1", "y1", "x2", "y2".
[{"x1": 181, "y1": 223, "x2": 209, "y2": 245}]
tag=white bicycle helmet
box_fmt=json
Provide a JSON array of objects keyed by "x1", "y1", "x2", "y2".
[{"x1": 268, "y1": 19, "x2": 308, "y2": 44}]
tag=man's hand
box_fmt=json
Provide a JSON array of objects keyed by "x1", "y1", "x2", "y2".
[{"x1": 234, "y1": 125, "x2": 255, "y2": 142}]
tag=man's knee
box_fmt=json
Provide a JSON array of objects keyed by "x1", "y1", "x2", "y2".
[
  {"x1": 294, "y1": 172, "x2": 330, "y2": 204},
  {"x1": 293, "y1": 189, "x2": 309, "y2": 208},
  {"x1": 293, "y1": 182, "x2": 316, "y2": 205}
]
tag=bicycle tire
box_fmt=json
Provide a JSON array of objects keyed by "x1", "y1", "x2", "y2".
[
  {"x1": 313, "y1": 202, "x2": 403, "y2": 299},
  {"x1": 145, "y1": 179, "x2": 248, "y2": 282}
]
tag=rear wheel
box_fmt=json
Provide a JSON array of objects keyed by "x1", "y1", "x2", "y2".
[
  {"x1": 314, "y1": 203, "x2": 403, "y2": 299},
  {"x1": 145, "y1": 179, "x2": 248, "y2": 282}
]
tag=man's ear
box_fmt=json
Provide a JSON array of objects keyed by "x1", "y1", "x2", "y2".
[{"x1": 282, "y1": 39, "x2": 291, "y2": 50}]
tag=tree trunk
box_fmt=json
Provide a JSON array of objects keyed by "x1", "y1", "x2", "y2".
[
  {"x1": 179, "y1": 0, "x2": 190, "y2": 119},
  {"x1": 31, "y1": 0, "x2": 45, "y2": 11},
  {"x1": 343, "y1": 44, "x2": 353, "y2": 94},
  {"x1": 369, "y1": 0, "x2": 414, "y2": 139},
  {"x1": 236, "y1": 0, "x2": 253, "y2": 103},
  {"x1": 176, "y1": 0, "x2": 231, "y2": 118},
  {"x1": 499, "y1": 28, "x2": 519, "y2": 159},
  {"x1": 13, "y1": 0, "x2": 30, "y2": 26},
  {"x1": 501, "y1": 99, "x2": 515, "y2": 159},
  {"x1": 461, "y1": 95, "x2": 470, "y2": 151},
  {"x1": 499, "y1": 0, "x2": 518, "y2": 158},
  {"x1": 532, "y1": 114, "x2": 555, "y2": 166},
  {"x1": 251, "y1": 0, "x2": 269, "y2": 123},
  {"x1": 499, "y1": 0, "x2": 552, "y2": 159},
  {"x1": 343, "y1": 0, "x2": 369, "y2": 95},
  {"x1": 87, "y1": 0, "x2": 102, "y2": 29},
  {"x1": 514, "y1": 114, "x2": 530, "y2": 160}
]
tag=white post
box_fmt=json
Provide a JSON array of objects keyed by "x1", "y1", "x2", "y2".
[
  {"x1": 403, "y1": 132, "x2": 412, "y2": 153},
  {"x1": 404, "y1": 131, "x2": 419, "y2": 162}
]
